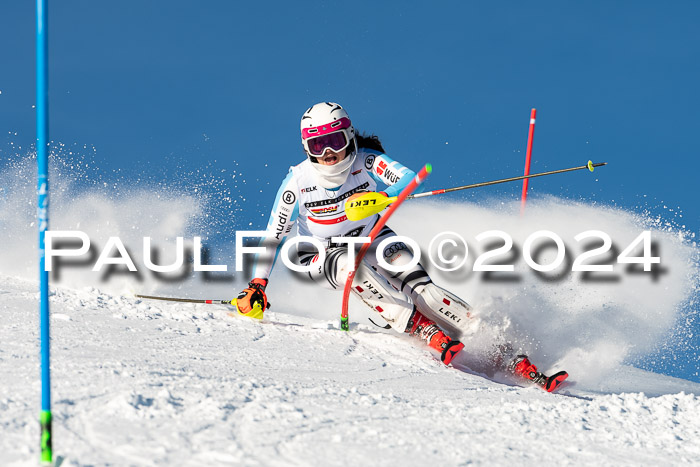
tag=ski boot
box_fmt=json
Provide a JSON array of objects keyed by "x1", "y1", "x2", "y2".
[
  {"x1": 508, "y1": 355, "x2": 568, "y2": 393},
  {"x1": 405, "y1": 309, "x2": 464, "y2": 365}
]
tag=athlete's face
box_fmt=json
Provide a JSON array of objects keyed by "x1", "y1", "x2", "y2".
[{"x1": 317, "y1": 147, "x2": 347, "y2": 166}]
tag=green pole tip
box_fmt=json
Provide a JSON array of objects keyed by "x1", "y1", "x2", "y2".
[
  {"x1": 425, "y1": 163, "x2": 433, "y2": 174},
  {"x1": 40, "y1": 410, "x2": 52, "y2": 424},
  {"x1": 40, "y1": 410, "x2": 52, "y2": 463},
  {"x1": 587, "y1": 160, "x2": 594, "y2": 172}
]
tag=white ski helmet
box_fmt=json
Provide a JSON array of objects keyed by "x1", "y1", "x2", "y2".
[{"x1": 300, "y1": 102, "x2": 358, "y2": 188}]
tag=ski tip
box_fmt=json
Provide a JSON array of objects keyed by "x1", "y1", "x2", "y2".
[
  {"x1": 545, "y1": 371, "x2": 569, "y2": 393},
  {"x1": 441, "y1": 340, "x2": 465, "y2": 366}
]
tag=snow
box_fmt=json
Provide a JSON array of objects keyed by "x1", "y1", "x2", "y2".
[
  {"x1": 1, "y1": 155, "x2": 700, "y2": 464},
  {"x1": 2, "y1": 276, "x2": 700, "y2": 466}
]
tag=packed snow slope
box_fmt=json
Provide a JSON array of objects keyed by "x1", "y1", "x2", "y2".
[
  {"x1": 1, "y1": 154, "x2": 700, "y2": 464},
  {"x1": 2, "y1": 276, "x2": 700, "y2": 466}
]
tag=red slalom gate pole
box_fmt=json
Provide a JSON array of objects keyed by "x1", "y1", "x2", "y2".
[
  {"x1": 340, "y1": 164, "x2": 432, "y2": 331},
  {"x1": 520, "y1": 108, "x2": 537, "y2": 215}
]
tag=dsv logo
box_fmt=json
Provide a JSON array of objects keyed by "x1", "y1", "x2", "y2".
[{"x1": 383, "y1": 242, "x2": 408, "y2": 258}]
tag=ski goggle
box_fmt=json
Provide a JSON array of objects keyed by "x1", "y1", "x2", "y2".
[
  {"x1": 302, "y1": 117, "x2": 353, "y2": 156},
  {"x1": 305, "y1": 131, "x2": 350, "y2": 156}
]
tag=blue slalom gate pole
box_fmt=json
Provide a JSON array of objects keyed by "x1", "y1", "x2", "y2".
[{"x1": 36, "y1": 0, "x2": 53, "y2": 464}]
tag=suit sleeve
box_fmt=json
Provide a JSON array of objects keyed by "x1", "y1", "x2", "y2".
[
  {"x1": 364, "y1": 151, "x2": 421, "y2": 198},
  {"x1": 251, "y1": 169, "x2": 300, "y2": 280}
]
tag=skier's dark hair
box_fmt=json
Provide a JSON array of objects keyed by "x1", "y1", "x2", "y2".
[{"x1": 356, "y1": 132, "x2": 385, "y2": 153}]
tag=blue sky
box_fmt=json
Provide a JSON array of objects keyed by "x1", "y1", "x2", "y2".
[
  {"x1": 2, "y1": 1, "x2": 698, "y2": 229},
  {"x1": 1, "y1": 2, "x2": 698, "y2": 378}
]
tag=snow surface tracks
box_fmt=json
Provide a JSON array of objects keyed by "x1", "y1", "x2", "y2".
[{"x1": 1, "y1": 277, "x2": 699, "y2": 465}]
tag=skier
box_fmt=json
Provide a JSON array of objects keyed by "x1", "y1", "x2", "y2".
[{"x1": 235, "y1": 102, "x2": 566, "y2": 390}]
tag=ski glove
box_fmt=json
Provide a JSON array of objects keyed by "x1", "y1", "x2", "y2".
[{"x1": 235, "y1": 278, "x2": 270, "y2": 320}]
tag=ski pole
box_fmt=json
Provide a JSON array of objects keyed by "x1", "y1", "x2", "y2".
[
  {"x1": 346, "y1": 160, "x2": 606, "y2": 221},
  {"x1": 136, "y1": 294, "x2": 270, "y2": 321},
  {"x1": 414, "y1": 160, "x2": 605, "y2": 198},
  {"x1": 135, "y1": 294, "x2": 235, "y2": 305}
]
